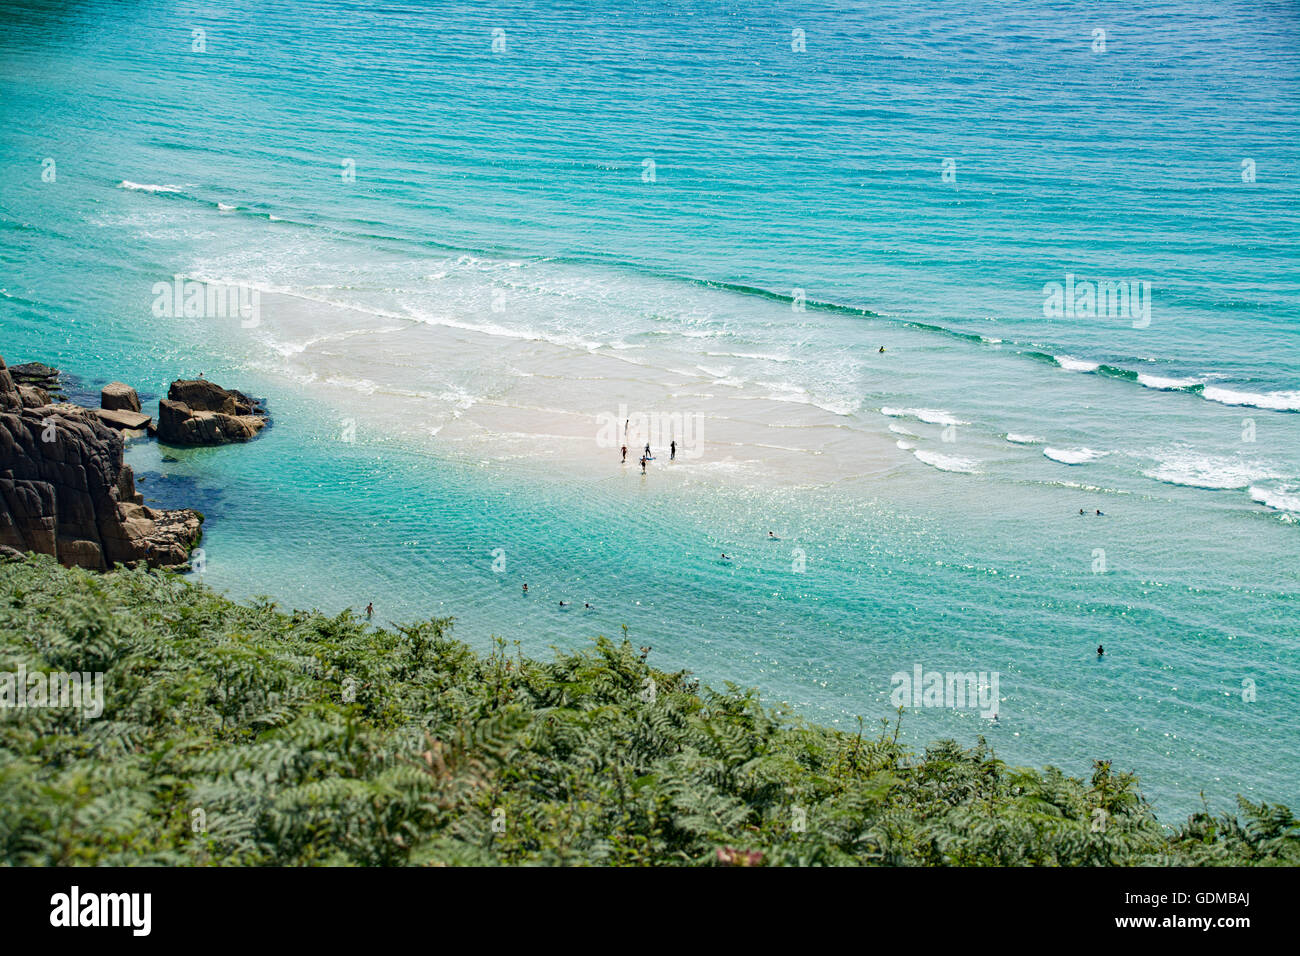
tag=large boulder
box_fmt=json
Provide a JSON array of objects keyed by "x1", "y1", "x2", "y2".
[
  {"x1": 101, "y1": 382, "x2": 142, "y2": 413},
  {"x1": 0, "y1": 355, "x2": 202, "y2": 570},
  {"x1": 156, "y1": 379, "x2": 268, "y2": 446}
]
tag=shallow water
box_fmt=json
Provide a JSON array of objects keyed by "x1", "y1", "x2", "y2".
[{"x1": 2, "y1": 0, "x2": 1298, "y2": 819}]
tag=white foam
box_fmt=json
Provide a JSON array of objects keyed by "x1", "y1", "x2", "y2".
[
  {"x1": 913, "y1": 449, "x2": 978, "y2": 473},
  {"x1": 705, "y1": 350, "x2": 792, "y2": 362},
  {"x1": 762, "y1": 385, "x2": 857, "y2": 416},
  {"x1": 1005, "y1": 433, "x2": 1045, "y2": 444},
  {"x1": 118, "y1": 180, "x2": 183, "y2": 193},
  {"x1": 1249, "y1": 484, "x2": 1300, "y2": 513},
  {"x1": 1137, "y1": 373, "x2": 1202, "y2": 391},
  {"x1": 888, "y1": 423, "x2": 919, "y2": 437},
  {"x1": 1044, "y1": 447, "x2": 1105, "y2": 465},
  {"x1": 1201, "y1": 387, "x2": 1300, "y2": 412},
  {"x1": 880, "y1": 407, "x2": 969, "y2": 426},
  {"x1": 696, "y1": 364, "x2": 733, "y2": 378},
  {"x1": 1055, "y1": 355, "x2": 1100, "y2": 373},
  {"x1": 1143, "y1": 451, "x2": 1283, "y2": 490}
]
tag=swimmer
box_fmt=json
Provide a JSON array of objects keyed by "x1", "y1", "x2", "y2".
[
  {"x1": 522, "y1": 583, "x2": 528, "y2": 594},
  {"x1": 878, "y1": 346, "x2": 885, "y2": 353},
  {"x1": 767, "y1": 531, "x2": 778, "y2": 540},
  {"x1": 584, "y1": 602, "x2": 593, "y2": 610},
  {"x1": 559, "y1": 600, "x2": 569, "y2": 608},
  {"x1": 1096, "y1": 509, "x2": 1104, "y2": 516},
  {"x1": 1097, "y1": 644, "x2": 1104, "y2": 656}
]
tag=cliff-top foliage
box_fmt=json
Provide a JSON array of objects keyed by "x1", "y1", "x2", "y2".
[{"x1": 0, "y1": 554, "x2": 1294, "y2": 866}]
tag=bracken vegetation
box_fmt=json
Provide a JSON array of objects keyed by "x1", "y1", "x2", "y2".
[{"x1": 0, "y1": 554, "x2": 1295, "y2": 866}]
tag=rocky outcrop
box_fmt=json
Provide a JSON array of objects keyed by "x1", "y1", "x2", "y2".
[
  {"x1": 101, "y1": 382, "x2": 141, "y2": 413},
  {"x1": 97, "y1": 382, "x2": 150, "y2": 433},
  {"x1": 17, "y1": 385, "x2": 48, "y2": 408},
  {"x1": 157, "y1": 379, "x2": 268, "y2": 445},
  {"x1": 8, "y1": 363, "x2": 60, "y2": 408},
  {"x1": 0, "y1": 356, "x2": 202, "y2": 570},
  {"x1": 7, "y1": 362, "x2": 60, "y2": 391}
]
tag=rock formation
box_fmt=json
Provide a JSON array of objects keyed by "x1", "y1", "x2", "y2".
[
  {"x1": 97, "y1": 382, "x2": 151, "y2": 433},
  {"x1": 157, "y1": 379, "x2": 268, "y2": 445},
  {"x1": 7, "y1": 362, "x2": 59, "y2": 409},
  {"x1": 0, "y1": 356, "x2": 202, "y2": 570},
  {"x1": 101, "y1": 382, "x2": 141, "y2": 412}
]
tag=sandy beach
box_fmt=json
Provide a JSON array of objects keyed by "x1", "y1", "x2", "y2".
[{"x1": 246, "y1": 287, "x2": 900, "y2": 488}]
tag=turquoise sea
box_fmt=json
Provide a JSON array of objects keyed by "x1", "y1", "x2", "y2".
[{"x1": 2, "y1": 0, "x2": 1298, "y2": 819}]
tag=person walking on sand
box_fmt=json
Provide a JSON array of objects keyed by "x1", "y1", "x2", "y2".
[
  {"x1": 670, "y1": 439, "x2": 676, "y2": 461},
  {"x1": 621, "y1": 444, "x2": 628, "y2": 463},
  {"x1": 644, "y1": 442, "x2": 651, "y2": 459}
]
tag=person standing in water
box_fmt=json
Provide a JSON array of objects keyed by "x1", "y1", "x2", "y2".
[
  {"x1": 640, "y1": 456, "x2": 647, "y2": 474},
  {"x1": 365, "y1": 602, "x2": 373, "y2": 620},
  {"x1": 1097, "y1": 645, "x2": 1104, "y2": 656}
]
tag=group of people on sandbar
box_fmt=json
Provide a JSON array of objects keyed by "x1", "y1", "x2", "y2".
[{"x1": 621, "y1": 430, "x2": 678, "y2": 474}]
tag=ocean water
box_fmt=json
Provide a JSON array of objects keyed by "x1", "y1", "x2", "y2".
[{"x1": 1, "y1": 0, "x2": 1298, "y2": 819}]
